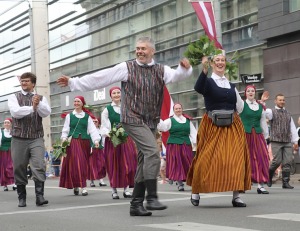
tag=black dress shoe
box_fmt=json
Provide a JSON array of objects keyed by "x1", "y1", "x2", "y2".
[
  {"x1": 232, "y1": 197, "x2": 246, "y2": 207},
  {"x1": 99, "y1": 182, "x2": 107, "y2": 187},
  {"x1": 190, "y1": 197, "x2": 199, "y2": 206},
  {"x1": 112, "y1": 192, "x2": 119, "y2": 199},
  {"x1": 90, "y1": 182, "x2": 95, "y2": 187},
  {"x1": 123, "y1": 192, "x2": 132, "y2": 198},
  {"x1": 73, "y1": 188, "x2": 79, "y2": 195},
  {"x1": 257, "y1": 188, "x2": 269, "y2": 194},
  {"x1": 282, "y1": 182, "x2": 294, "y2": 189}
]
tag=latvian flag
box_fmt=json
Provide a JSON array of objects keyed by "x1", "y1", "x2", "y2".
[{"x1": 190, "y1": 1, "x2": 222, "y2": 49}]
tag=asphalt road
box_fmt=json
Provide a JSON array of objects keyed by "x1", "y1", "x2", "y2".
[{"x1": 0, "y1": 175, "x2": 300, "y2": 231}]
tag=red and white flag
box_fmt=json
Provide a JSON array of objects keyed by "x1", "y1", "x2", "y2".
[
  {"x1": 190, "y1": 1, "x2": 222, "y2": 49},
  {"x1": 160, "y1": 86, "x2": 174, "y2": 148}
]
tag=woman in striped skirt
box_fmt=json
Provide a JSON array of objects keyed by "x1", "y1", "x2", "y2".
[
  {"x1": 59, "y1": 96, "x2": 100, "y2": 196},
  {"x1": 187, "y1": 53, "x2": 251, "y2": 207},
  {"x1": 100, "y1": 87, "x2": 137, "y2": 199},
  {"x1": 239, "y1": 85, "x2": 269, "y2": 194},
  {"x1": 158, "y1": 103, "x2": 196, "y2": 191},
  {"x1": 88, "y1": 117, "x2": 107, "y2": 187},
  {"x1": 0, "y1": 118, "x2": 16, "y2": 191}
]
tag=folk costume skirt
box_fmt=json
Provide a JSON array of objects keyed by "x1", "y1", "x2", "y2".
[
  {"x1": 187, "y1": 113, "x2": 251, "y2": 193},
  {"x1": 104, "y1": 137, "x2": 137, "y2": 188},
  {"x1": 59, "y1": 137, "x2": 90, "y2": 189},
  {"x1": 246, "y1": 128, "x2": 269, "y2": 183},
  {"x1": 88, "y1": 147, "x2": 106, "y2": 180},
  {"x1": 0, "y1": 150, "x2": 14, "y2": 186},
  {"x1": 166, "y1": 143, "x2": 194, "y2": 181}
]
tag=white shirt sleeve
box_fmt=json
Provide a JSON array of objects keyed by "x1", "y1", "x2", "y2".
[
  {"x1": 157, "y1": 118, "x2": 172, "y2": 132},
  {"x1": 0, "y1": 131, "x2": 2, "y2": 146},
  {"x1": 37, "y1": 96, "x2": 51, "y2": 118},
  {"x1": 235, "y1": 88, "x2": 244, "y2": 113},
  {"x1": 265, "y1": 108, "x2": 273, "y2": 120},
  {"x1": 189, "y1": 121, "x2": 197, "y2": 146},
  {"x1": 290, "y1": 117, "x2": 298, "y2": 144},
  {"x1": 99, "y1": 108, "x2": 111, "y2": 138},
  {"x1": 8, "y1": 94, "x2": 34, "y2": 119},
  {"x1": 260, "y1": 110, "x2": 269, "y2": 139},
  {"x1": 163, "y1": 64, "x2": 193, "y2": 84},
  {"x1": 61, "y1": 114, "x2": 70, "y2": 140},
  {"x1": 69, "y1": 62, "x2": 128, "y2": 92},
  {"x1": 87, "y1": 116, "x2": 101, "y2": 143}
]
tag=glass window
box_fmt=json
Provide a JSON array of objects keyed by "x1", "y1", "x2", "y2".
[{"x1": 290, "y1": 0, "x2": 300, "y2": 12}]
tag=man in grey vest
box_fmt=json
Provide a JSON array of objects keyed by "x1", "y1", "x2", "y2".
[
  {"x1": 8, "y1": 72, "x2": 51, "y2": 207},
  {"x1": 57, "y1": 37, "x2": 193, "y2": 216},
  {"x1": 261, "y1": 93, "x2": 298, "y2": 189}
]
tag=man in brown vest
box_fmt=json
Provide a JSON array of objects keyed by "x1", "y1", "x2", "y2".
[
  {"x1": 57, "y1": 37, "x2": 193, "y2": 216},
  {"x1": 261, "y1": 93, "x2": 298, "y2": 189},
  {"x1": 8, "y1": 72, "x2": 51, "y2": 207}
]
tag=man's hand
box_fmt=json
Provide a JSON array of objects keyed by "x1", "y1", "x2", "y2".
[
  {"x1": 32, "y1": 94, "x2": 41, "y2": 111},
  {"x1": 57, "y1": 75, "x2": 70, "y2": 87},
  {"x1": 179, "y1": 58, "x2": 191, "y2": 69}
]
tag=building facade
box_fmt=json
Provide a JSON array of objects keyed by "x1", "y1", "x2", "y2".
[{"x1": 1, "y1": 0, "x2": 286, "y2": 147}]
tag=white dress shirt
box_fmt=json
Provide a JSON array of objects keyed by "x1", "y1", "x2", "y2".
[
  {"x1": 68, "y1": 59, "x2": 193, "y2": 92},
  {"x1": 157, "y1": 114, "x2": 197, "y2": 147},
  {"x1": 8, "y1": 89, "x2": 51, "y2": 119},
  {"x1": 0, "y1": 129, "x2": 12, "y2": 146},
  {"x1": 61, "y1": 110, "x2": 100, "y2": 144},
  {"x1": 265, "y1": 106, "x2": 298, "y2": 144}
]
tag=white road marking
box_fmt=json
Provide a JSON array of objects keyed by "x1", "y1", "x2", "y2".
[
  {"x1": 138, "y1": 222, "x2": 261, "y2": 231},
  {"x1": 249, "y1": 213, "x2": 300, "y2": 222}
]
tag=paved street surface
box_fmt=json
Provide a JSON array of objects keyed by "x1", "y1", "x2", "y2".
[{"x1": 0, "y1": 174, "x2": 300, "y2": 231}]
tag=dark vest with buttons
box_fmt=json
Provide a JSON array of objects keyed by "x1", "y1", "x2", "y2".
[
  {"x1": 269, "y1": 108, "x2": 291, "y2": 143},
  {"x1": 11, "y1": 92, "x2": 44, "y2": 139},
  {"x1": 121, "y1": 60, "x2": 165, "y2": 129},
  {"x1": 239, "y1": 102, "x2": 263, "y2": 133}
]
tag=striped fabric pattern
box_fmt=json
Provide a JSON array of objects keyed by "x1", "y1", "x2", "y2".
[
  {"x1": 270, "y1": 109, "x2": 291, "y2": 142},
  {"x1": 104, "y1": 137, "x2": 137, "y2": 188},
  {"x1": 246, "y1": 129, "x2": 269, "y2": 183},
  {"x1": 166, "y1": 143, "x2": 194, "y2": 181},
  {"x1": 59, "y1": 137, "x2": 90, "y2": 189},
  {"x1": 88, "y1": 147, "x2": 106, "y2": 180},
  {"x1": 11, "y1": 92, "x2": 44, "y2": 139},
  {"x1": 0, "y1": 150, "x2": 15, "y2": 186},
  {"x1": 187, "y1": 113, "x2": 251, "y2": 193},
  {"x1": 121, "y1": 61, "x2": 165, "y2": 129}
]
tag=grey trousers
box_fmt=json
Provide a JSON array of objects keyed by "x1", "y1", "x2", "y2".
[
  {"x1": 11, "y1": 137, "x2": 46, "y2": 185},
  {"x1": 270, "y1": 141, "x2": 293, "y2": 172},
  {"x1": 122, "y1": 123, "x2": 160, "y2": 183}
]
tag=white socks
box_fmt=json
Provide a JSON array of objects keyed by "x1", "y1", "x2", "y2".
[
  {"x1": 233, "y1": 191, "x2": 243, "y2": 203},
  {"x1": 191, "y1": 193, "x2": 200, "y2": 200}
]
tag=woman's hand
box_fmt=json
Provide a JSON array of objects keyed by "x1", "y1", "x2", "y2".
[
  {"x1": 94, "y1": 141, "x2": 99, "y2": 148},
  {"x1": 261, "y1": 91, "x2": 269, "y2": 103},
  {"x1": 202, "y1": 56, "x2": 209, "y2": 74}
]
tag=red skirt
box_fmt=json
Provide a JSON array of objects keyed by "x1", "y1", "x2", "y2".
[
  {"x1": 0, "y1": 150, "x2": 14, "y2": 186},
  {"x1": 59, "y1": 137, "x2": 90, "y2": 189},
  {"x1": 104, "y1": 137, "x2": 137, "y2": 188}
]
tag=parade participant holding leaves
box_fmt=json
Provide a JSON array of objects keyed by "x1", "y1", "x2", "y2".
[
  {"x1": 59, "y1": 96, "x2": 100, "y2": 196},
  {"x1": 187, "y1": 51, "x2": 251, "y2": 208},
  {"x1": 100, "y1": 87, "x2": 137, "y2": 200}
]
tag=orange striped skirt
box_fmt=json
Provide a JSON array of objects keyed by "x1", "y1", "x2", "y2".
[{"x1": 187, "y1": 113, "x2": 251, "y2": 193}]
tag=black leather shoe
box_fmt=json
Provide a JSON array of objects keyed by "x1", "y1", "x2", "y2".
[
  {"x1": 282, "y1": 182, "x2": 294, "y2": 189},
  {"x1": 190, "y1": 197, "x2": 199, "y2": 206},
  {"x1": 73, "y1": 188, "x2": 79, "y2": 195},
  {"x1": 112, "y1": 192, "x2": 119, "y2": 199},
  {"x1": 18, "y1": 198, "x2": 27, "y2": 207},
  {"x1": 99, "y1": 182, "x2": 107, "y2": 187},
  {"x1": 123, "y1": 192, "x2": 132, "y2": 198},
  {"x1": 257, "y1": 188, "x2": 269, "y2": 194},
  {"x1": 232, "y1": 197, "x2": 246, "y2": 207},
  {"x1": 90, "y1": 182, "x2": 95, "y2": 187},
  {"x1": 130, "y1": 203, "x2": 152, "y2": 216},
  {"x1": 3, "y1": 186, "x2": 8, "y2": 191},
  {"x1": 178, "y1": 185, "x2": 184, "y2": 191}
]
